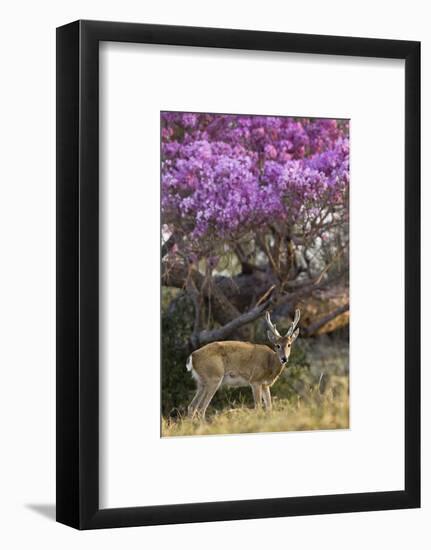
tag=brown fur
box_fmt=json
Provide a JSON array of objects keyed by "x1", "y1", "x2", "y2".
[{"x1": 187, "y1": 330, "x2": 298, "y2": 419}]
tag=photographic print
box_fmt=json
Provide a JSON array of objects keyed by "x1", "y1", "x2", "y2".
[
  {"x1": 161, "y1": 111, "x2": 350, "y2": 437},
  {"x1": 57, "y1": 21, "x2": 419, "y2": 528}
]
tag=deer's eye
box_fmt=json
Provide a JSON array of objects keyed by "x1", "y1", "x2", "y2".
[{"x1": 276, "y1": 344, "x2": 281, "y2": 349}]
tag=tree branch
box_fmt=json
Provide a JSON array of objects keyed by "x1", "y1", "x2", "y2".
[
  {"x1": 163, "y1": 262, "x2": 251, "y2": 338},
  {"x1": 303, "y1": 303, "x2": 349, "y2": 336},
  {"x1": 195, "y1": 299, "x2": 273, "y2": 348},
  {"x1": 161, "y1": 234, "x2": 176, "y2": 257}
]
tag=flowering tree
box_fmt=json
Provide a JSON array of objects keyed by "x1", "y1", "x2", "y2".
[{"x1": 161, "y1": 112, "x2": 349, "y2": 349}]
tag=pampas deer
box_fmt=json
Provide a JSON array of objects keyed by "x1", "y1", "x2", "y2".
[{"x1": 186, "y1": 309, "x2": 300, "y2": 419}]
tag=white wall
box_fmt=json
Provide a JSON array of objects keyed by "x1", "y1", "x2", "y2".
[{"x1": 0, "y1": 1, "x2": 427, "y2": 548}]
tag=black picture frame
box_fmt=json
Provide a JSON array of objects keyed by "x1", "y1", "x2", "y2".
[{"x1": 56, "y1": 20, "x2": 420, "y2": 530}]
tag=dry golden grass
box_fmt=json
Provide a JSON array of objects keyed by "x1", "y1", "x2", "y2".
[{"x1": 161, "y1": 375, "x2": 349, "y2": 437}]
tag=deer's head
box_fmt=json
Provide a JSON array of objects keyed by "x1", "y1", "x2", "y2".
[{"x1": 265, "y1": 309, "x2": 300, "y2": 364}]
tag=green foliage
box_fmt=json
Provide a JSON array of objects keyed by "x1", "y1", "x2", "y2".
[{"x1": 161, "y1": 291, "x2": 195, "y2": 416}]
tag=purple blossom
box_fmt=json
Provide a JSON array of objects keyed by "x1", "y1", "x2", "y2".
[{"x1": 161, "y1": 112, "x2": 349, "y2": 241}]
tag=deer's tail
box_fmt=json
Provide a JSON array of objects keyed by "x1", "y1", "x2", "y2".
[{"x1": 186, "y1": 355, "x2": 193, "y2": 372}]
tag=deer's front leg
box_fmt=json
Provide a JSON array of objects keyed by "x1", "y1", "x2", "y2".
[
  {"x1": 262, "y1": 385, "x2": 272, "y2": 411},
  {"x1": 251, "y1": 383, "x2": 263, "y2": 409}
]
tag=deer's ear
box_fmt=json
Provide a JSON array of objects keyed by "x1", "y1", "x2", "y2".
[
  {"x1": 267, "y1": 330, "x2": 277, "y2": 344},
  {"x1": 291, "y1": 328, "x2": 300, "y2": 342}
]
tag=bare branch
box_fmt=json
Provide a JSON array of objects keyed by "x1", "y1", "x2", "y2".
[
  {"x1": 234, "y1": 243, "x2": 260, "y2": 274},
  {"x1": 304, "y1": 304, "x2": 349, "y2": 336},
  {"x1": 196, "y1": 299, "x2": 273, "y2": 347},
  {"x1": 185, "y1": 280, "x2": 202, "y2": 348},
  {"x1": 161, "y1": 234, "x2": 176, "y2": 257},
  {"x1": 162, "y1": 262, "x2": 247, "y2": 333},
  {"x1": 257, "y1": 284, "x2": 277, "y2": 306}
]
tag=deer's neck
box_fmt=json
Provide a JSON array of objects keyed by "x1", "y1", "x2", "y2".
[{"x1": 271, "y1": 350, "x2": 287, "y2": 376}]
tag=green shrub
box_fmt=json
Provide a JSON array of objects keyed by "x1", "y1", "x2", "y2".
[{"x1": 161, "y1": 292, "x2": 195, "y2": 416}]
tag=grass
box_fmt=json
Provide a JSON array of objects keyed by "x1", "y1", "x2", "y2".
[{"x1": 161, "y1": 374, "x2": 349, "y2": 437}]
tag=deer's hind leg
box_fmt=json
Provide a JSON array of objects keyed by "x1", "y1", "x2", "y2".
[
  {"x1": 188, "y1": 383, "x2": 206, "y2": 419},
  {"x1": 197, "y1": 377, "x2": 223, "y2": 420}
]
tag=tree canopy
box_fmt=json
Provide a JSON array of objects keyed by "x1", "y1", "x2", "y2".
[{"x1": 161, "y1": 112, "x2": 349, "y2": 349}]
